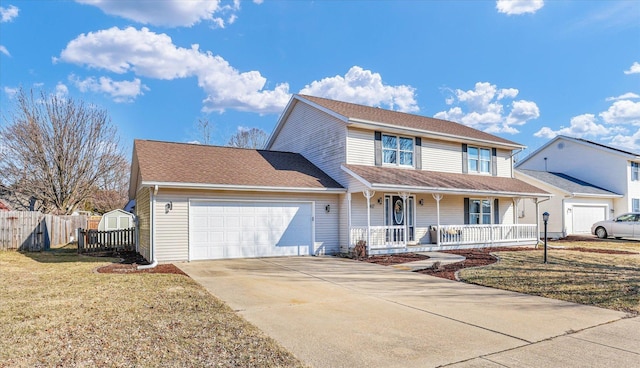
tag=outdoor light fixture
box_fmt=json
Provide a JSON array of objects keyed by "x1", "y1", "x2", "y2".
[
  {"x1": 542, "y1": 212, "x2": 549, "y2": 264},
  {"x1": 377, "y1": 197, "x2": 383, "y2": 205},
  {"x1": 165, "y1": 201, "x2": 172, "y2": 212},
  {"x1": 419, "y1": 199, "x2": 424, "y2": 206},
  {"x1": 325, "y1": 204, "x2": 330, "y2": 213}
]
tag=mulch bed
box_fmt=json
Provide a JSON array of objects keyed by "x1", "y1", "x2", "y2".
[
  {"x1": 360, "y1": 253, "x2": 430, "y2": 266},
  {"x1": 86, "y1": 250, "x2": 188, "y2": 276}
]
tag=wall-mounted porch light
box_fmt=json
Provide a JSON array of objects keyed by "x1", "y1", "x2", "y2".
[
  {"x1": 419, "y1": 199, "x2": 424, "y2": 206},
  {"x1": 325, "y1": 204, "x2": 331, "y2": 213}
]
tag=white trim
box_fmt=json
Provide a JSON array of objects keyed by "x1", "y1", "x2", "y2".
[
  {"x1": 188, "y1": 198, "x2": 316, "y2": 260},
  {"x1": 141, "y1": 181, "x2": 346, "y2": 194}
]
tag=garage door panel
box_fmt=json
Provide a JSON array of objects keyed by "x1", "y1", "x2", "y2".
[
  {"x1": 572, "y1": 206, "x2": 606, "y2": 234},
  {"x1": 190, "y1": 201, "x2": 313, "y2": 260}
]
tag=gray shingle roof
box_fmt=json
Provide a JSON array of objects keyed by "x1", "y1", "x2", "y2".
[
  {"x1": 517, "y1": 169, "x2": 620, "y2": 196},
  {"x1": 134, "y1": 140, "x2": 344, "y2": 190}
]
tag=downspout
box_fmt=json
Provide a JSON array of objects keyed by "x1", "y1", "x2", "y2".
[
  {"x1": 535, "y1": 197, "x2": 551, "y2": 247},
  {"x1": 138, "y1": 185, "x2": 158, "y2": 270},
  {"x1": 561, "y1": 194, "x2": 574, "y2": 238}
]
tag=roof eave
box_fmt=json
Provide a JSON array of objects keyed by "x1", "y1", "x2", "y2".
[{"x1": 347, "y1": 118, "x2": 524, "y2": 150}]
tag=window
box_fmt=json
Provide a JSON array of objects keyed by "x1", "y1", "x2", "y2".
[
  {"x1": 382, "y1": 134, "x2": 413, "y2": 166},
  {"x1": 468, "y1": 146, "x2": 491, "y2": 173},
  {"x1": 469, "y1": 199, "x2": 491, "y2": 224},
  {"x1": 632, "y1": 162, "x2": 639, "y2": 181},
  {"x1": 633, "y1": 198, "x2": 640, "y2": 212}
]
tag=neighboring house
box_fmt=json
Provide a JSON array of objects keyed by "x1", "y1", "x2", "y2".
[
  {"x1": 129, "y1": 94, "x2": 549, "y2": 263},
  {"x1": 515, "y1": 170, "x2": 621, "y2": 238},
  {"x1": 516, "y1": 135, "x2": 639, "y2": 237},
  {"x1": 0, "y1": 200, "x2": 10, "y2": 211},
  {"x1": 98, "y1": 209, "x2": 135, "y2": 231}
]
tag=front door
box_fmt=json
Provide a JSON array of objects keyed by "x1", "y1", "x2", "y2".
[{"x1": 385, "y1": 195, "x2": 414, "y2": 242}]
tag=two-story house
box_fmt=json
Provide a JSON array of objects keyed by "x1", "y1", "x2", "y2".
[
  {"x1": 515, "y1": 135, "x2": 636, "y2": 238},
  {"x1": 129, "y1": 94, "x2": 549, "y2": 263}
]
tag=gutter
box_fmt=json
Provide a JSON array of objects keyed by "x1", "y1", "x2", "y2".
[{"x1": 137, "y1": 184, "x2": 158, "y2": 270}]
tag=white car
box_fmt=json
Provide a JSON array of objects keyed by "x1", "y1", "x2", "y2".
[{"x1": 591, "y1": 212, "x2": 640, "y2": 239}]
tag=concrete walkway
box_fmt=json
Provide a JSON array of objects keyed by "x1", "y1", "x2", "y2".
[
  {"x1": 392, "y1": 251, "x2": 465, "y2": 271},
  {"x1": 177, "y1": 257, "x2": 638, "y2": 368}
]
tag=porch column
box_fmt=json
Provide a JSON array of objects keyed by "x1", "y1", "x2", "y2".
[
  {"x1": 347, "y1": 192, "x2": 352, "y2": 251},
  {"x1": 488, "y1": 196, "x2": 495, "y2": 245},
  {"x1": 362, "y1": 190, "x2": 375, "y2": 254},
  {"x1": 398, "y1": 192, "x2": 410, "y2": 248},
  {"x1": 432, "y1": 193, "x2": 443, "y2": 247}
]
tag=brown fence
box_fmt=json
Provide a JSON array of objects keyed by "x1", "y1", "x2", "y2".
[
  {"x1": 0, "y1": 211, "x2": 88, "y2": 251},
  {"x1": 77, "y1": 228, "x2": 136, "y2": 253}
]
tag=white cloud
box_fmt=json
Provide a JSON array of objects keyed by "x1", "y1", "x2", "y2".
[
  {"x1": 624, "y1": 62, "x2": 640, "y2": 75},
  {"x1": 299, "y1": 66, "x2": 419, "y2": 113},
  {"x1": 434, "y1": 82, "x2": 539, "y2": 134},
  {"x1": 496, "y1": 0, "x2": 543, "y2": 15},
  {"x1": 57, "y1": 26, "x2": 291, "y2": 113},
  {"x1": 3, "y1": 86, "x2": 18, "y2": 98},
  {"x1": 253, "y1": 0, "x2": 264, "y2": 4},
  {"x1": 70, "y1": 74, "x2": 149, "y2": 103},
  {"x1": 0, "y1": 5, "x2": 19, "y2": 22},
  {"x1": 534, "y1": 114, "x2": 610, "y2": 139},
  {"x1": 599, "y1": 100, "x2": 640, "y2": 125},
  {"x1": 75, "y1": 0, "x2": 240, "y2": 28},
  {"x1": 0, "y1": 45, "x2": 9, "y2": 56},
  {"x1": 55, "y1": 83, "x2": 69, "y2": 98},
  {"x1": 609, "y1": 129, "x2": 640, "y2": 151},
  {"x1": 606, "y1": 92, "x2": 640, "y2": 101}
]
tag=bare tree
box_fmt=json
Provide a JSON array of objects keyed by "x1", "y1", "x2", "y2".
[
  {"x1": 227, "y1": 127, "x2": 268, "y2": 149},
  {"x1": 196, "y1": 117, "x2": 213, "y2": 145},
  {"x1": 83, "y1": 155, "x2": 130, "y2": 214},
  {"x1": 0, "y1": 88, "x2": 127, "y2": 215}
]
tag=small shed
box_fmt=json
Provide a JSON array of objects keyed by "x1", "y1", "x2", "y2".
[{"x1": 98, "y1": 209, "x2": 135, "y2": 231}]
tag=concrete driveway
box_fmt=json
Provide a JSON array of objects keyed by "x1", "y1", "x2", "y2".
[{"x1": 177, "y1": 257, "x2": 638, "y2": 368}]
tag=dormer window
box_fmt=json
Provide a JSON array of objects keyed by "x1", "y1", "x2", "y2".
[{"x1": 382, "y1": 134, "x2": 413, "y2": 166}]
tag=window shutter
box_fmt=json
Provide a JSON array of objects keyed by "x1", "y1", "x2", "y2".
[
  {"x1": 494, "y1": 198, "x2": 499, "y2": 224},
  {"x1": 462, "y1": 144, "x2": 468, "y2": 173},
  {"x1": 374, "y1": 131, "x2": 382, "y2": 166},
  {"x1": 464, "y1": 198, "x2": 470, "y2": 224},
  {"x1": 492, "y1": 148, "x2": 498, "y2": 176},
  {"x1": 415, "y1": 137, "x2": 422, "y2": 170}
]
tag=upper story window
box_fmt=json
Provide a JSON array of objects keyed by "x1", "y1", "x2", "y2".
[
  {"x1": 632, "y1": 162, "x2": 639, "y2": 181},
  {"x1": 468, "y1": 146, "x2": 491, "y2": 173},
  {"x1": 382, "y1": 134, "x2": 413, "y2": 166},
  {"x1": 633, "y1": 199, "x2": 640, "y2": 212}
]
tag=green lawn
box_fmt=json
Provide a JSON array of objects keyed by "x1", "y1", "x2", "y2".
[
  {"x1": 0, "y1": 247, "x2": 304, "y2": 367},
  {"x1": 459, "y1": 240, "x2": 640, "y2": 314}
]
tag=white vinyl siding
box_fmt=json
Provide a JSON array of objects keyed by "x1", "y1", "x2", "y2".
[
  {"x1": 135, "y1": 187, "x2": 151, "y2": 262},
  {"x1": 270, "y1": 101, "x2": 348, "y2": 186},
  {"x1": 346, "y1": 128, "x2": 375, "y2": 166},
  {"x1": 497, "y1": 149, "x2": 513, "y2": 177},
  {"x1": 421, "y1": 139, "x2": 462, "y2": 173},
  {"x1": 152, "y1": 188, "x2": 340, "y2": 262}
]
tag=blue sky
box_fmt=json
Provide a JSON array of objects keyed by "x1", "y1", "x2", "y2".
[{"x1": 1, "y1": 0, "x2": 639, "y2": 155}]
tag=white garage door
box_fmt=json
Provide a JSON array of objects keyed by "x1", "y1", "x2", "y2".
[
  {"x1": 190, "y1": 201, "x2": 313, "y2": 260},
  {"x1": 572, "y1": 206, "x2": 607, "y2": 234}
]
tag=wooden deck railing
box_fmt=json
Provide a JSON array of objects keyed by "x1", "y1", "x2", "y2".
[{"x1": 77, "y1": 228, "x2": 136, "y2": 253}]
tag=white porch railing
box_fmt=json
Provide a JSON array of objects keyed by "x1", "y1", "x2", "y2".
[
  {"x1": 350, "y1": 226, "x2": 406, "y2": 249},
  {"x1": 350, "y1": 224, "x2": 538, "y2": 250}
]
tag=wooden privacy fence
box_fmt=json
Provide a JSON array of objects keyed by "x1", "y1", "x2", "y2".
[
  {"x1": 0, "y1": 211, "x2": 88, "y2": 251},
  {"x1": 77, "y1": 228, "x2": 136, "y2": 253}
]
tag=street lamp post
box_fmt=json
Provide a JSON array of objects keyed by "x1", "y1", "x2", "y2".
[{"x1": 542, "y1": 212, "x2": 550, "y2": 264}]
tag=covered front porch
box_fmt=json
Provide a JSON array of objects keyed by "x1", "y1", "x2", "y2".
[{"x1": 342, "y1": 164, "x2": 550, "y2": 255}]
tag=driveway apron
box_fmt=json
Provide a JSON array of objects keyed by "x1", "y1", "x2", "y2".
[{"x1": 177, "y1": 257, "x2": 634, "y2": 368}]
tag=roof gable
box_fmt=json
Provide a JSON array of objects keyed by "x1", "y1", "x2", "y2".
[
  {"x1": 517, "y1": 136, "x2": 639, "y2": 167},
  {"x1": 131, "y1": 140, "x2": 344, "y2": 192},
  {"x1": 295, "y1": 94, "x2": 523, "y2": 148}
]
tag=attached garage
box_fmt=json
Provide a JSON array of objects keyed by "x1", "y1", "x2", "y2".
[
  {"x1": 571, "y1": 205, "x2": 607, "y2": 234},
  {"x1": 129, "y1": 140, "x2": 344, "y2": 263},
  {"x1": 190, "y1": 200, "x2": 313, "y2": 260}
]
